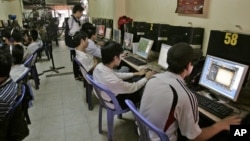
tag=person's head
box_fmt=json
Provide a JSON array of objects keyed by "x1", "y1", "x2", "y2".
[
  {"x1": 167, "y1": 42, "x2": 195, "y2": 76},
  {"x1": 101, "y1": 41, "x2": 124, "y2": 66},
  {"x1": 10, "y1": 28, "x2": 23, "y2": 43},
  {"x1": 82, "y1": 22, "x2": 97, "y2": 39},
  {"x1": 72, "y1": 4, "x2": 84, "y2": 19},
  {"x1": 2, "y1": 28, "x2": 11, "y2": 45},
  {"x1": 12, "y1": 44, "x2": 24, "y2": 65},
  {"x1": 73, "y1": 31, "x2": 88, "y2": 50},
  {"x1": 24, "y1": 29, "x2": 38, "y2": 43},
  {"x1": 0, "y1": 48, "x2": 12, "y2": 78}
]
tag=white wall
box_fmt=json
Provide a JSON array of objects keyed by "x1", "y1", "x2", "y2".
[
  {"x1": 0, "y1": 0, "x2": 23, "y2": 24},
  {"x1": 89, "y1": 0, "x2": 250, "y2": 54}
]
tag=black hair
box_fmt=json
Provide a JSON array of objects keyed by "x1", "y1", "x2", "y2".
[
  {"x1": 73, "y1": 31, "x2": 88, "y2": 47},
  {"x1": 72, "y1": 4, "x2": 84, "y2": 14},
  {"x1": 101, "y1": 41, "x2": 123, "y2": 65},
  {"x1": 12, "y1": 44, "x2": 24, "y2": 65},
  {"x1": 11, "y1": 28, "x2": 22, "y2": 42},
  {"x1": 0, "y1": 48, "x2": 12, "y2": 77},
  {"x1": 29, "y1": 29, "x2": 38, "y2": 41},
  {"x1": 2, "y1": 28, "x2": 11, "y2": 40},
  {"x1": 167, "y1": 42, "x2": 194, "y2": 74},
  {"x1": 81, "y1": 22, "x2": 96, "y2": 38}
]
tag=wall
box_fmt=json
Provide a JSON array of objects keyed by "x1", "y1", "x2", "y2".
[
  {"x1": 0, "y1": 0, "x2": 23, "y2": 24},
  {"x1": 89, "y1": 0, "x2": 250, "y2": 54},
  {"x1": 89, "y1": 0, "x2": 126, "y2": 28}
]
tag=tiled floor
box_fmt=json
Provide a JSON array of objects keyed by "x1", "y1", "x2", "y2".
[{"x1": 24, "y1": 41, "x2": 139, "y2": 141}]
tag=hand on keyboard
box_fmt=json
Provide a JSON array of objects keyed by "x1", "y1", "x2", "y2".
[
  {"x1": 215, "y1": 115, "x2": 241, "y2": 130},
  {"x1": 145, "y1": 71, "x2": 155, "y2": 80}
]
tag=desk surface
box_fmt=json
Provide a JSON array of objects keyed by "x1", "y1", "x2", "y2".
[{"x1": 122, "y1": 53, "x2": 164, "y2": 73}]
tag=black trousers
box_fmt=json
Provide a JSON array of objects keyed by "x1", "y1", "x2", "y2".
[
  {"x1": 116, "y1": 76, "x2": 145, "y2": 109},
  {"x1": 69, "y1": 49, "x2": 81, "y2": 78}
]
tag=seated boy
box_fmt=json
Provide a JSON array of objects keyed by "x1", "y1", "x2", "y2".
[{"x1": 93, "y1": 41, "x2": 154, "y2": 109}]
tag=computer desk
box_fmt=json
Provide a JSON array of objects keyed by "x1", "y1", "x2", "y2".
[{"x1": 122, "y1": 53, "x2": 250, "y2": 122}]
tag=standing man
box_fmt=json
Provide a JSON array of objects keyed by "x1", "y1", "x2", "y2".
[
  {"x1": 139, "y1": 42, "x2": 241, "y2": 141},
  {"x1": 65, "y1": 4, "x2": 84, "y2": 80}
]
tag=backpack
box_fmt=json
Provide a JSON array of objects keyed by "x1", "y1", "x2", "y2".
[{"x1": 64, "y1": 15, "x2": 81, "y2": 48}]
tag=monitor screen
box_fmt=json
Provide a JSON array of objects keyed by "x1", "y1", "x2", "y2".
[
  {"x1": 96, "y1": 25, "x2": 105, "y2": 36},
  {"x1": 136, "y1": 37, "x2": 154, "y2": 60},
  {"x1": 123, "y1": 32, "x2": 134, "y2": 51},
  {"x1": 104, "y1": 27, "x2": 112, "y2": 40},
  {"x1": 158, "y1": 44, "x2": 171, "y2": 69},
  {"x1": 199, "y1": 55, "x2": 249, "y2": 101},
  {"x1": 113, "y1": 29, "x2": 121, "y2": 43}
]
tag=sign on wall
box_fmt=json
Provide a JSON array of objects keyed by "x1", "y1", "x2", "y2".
[{"x1": 175, "y1": 0, "x2": 205, "y2": 14}]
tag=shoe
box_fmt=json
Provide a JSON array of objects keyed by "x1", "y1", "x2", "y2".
[{"x1": 75, "y1": 76, "x2": 83, "y2": 81}]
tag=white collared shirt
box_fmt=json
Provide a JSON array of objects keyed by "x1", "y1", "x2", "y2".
[
  {"x1": 86, "y1": 39, "x2": 101, "y2": 58},
  {"x1": 75, "y1": 49, "x2": 94, "y2": 72},
  {"x1": 93, "y1": 63, "x2": 147, "y2": 101}
]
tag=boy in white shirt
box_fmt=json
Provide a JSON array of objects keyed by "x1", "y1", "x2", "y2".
[
  {"x1": 74, "y1": 31, "x2": 98, "y2": 74},
  {"x1": 93, "y1": 41, "x2": 154, "y2": 109}
]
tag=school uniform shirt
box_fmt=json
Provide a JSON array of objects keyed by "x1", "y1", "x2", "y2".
[
  {"x1": 93, "y1": 63, "x2": 147, "y2": 101},
  {"x1": 68, "y1": 16, "x2": 81, "y2": 37},
  {"x1": 86, "y1": 39, "x2": 102, "y2": 58},
  {"x1": 139, "y1": 71, "x2": 201, "y2": 141},
  {"x1": 10, "y1": 65, "x2": 29, "y2": 82},
  {"x1": 75, "y1": 49, "x2": 94, "y2": 72},
  {"x1": 23, "y1": 42, "x2": 39, "y2": 61},
  {"x1": 0, "y1": 78, "x2": 18, "y2": 121}
]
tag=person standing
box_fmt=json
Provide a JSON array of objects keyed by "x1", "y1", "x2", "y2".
[{"x1": 66, "y1": 4, "x2": 84, "y2": 80}]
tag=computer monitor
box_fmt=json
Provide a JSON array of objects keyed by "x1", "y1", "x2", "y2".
[
  {"x1": 113, "y1": 29, "x2": 121, "y2": 43},
  {"x1": 199, "y1": 55, "x2": 249, "y2": 101},
  {"x1": 123, "y1": 32, "x2": 134, "y2": 51},
  {"x1": 96, "y1": 25, "x2": 105, "y2": 36},
  {"x1": 136, "y1": 37, "x2": 154, "y2": 60},
  {"x1": 104, "y1": 27, "x2": 112, "y2": 40},
  {"x1": 158, "y1": 44, "x2": 172, "y2": 69}
]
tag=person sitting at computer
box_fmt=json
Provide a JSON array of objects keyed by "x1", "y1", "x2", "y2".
[
  {"x1": 81, "y1": 22, "x2": 102, "y2": 59},
  {"x1": 93, "y1": 41, "x2": 154, "y2": 109},
  {"x1": 74, "y1": 31, "x2": 98, "y2": 74},
  {"x1": 139, "y1": 42, "x2": 241, "y2": 141},
  {"x1": 23, "y1": 29, "x2": 41, "y2": 61},
  {"x1": 10, "y1": 44, "x2": 29, "y2": 82}
]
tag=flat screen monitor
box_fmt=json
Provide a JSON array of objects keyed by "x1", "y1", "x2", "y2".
[
  {"x1": 104, "y1": 27, "x2": 112, "y2": 40},
  {"x1": 123, "y1": 32, "x2": 134, "y2": 51},
  {"x1": 158, "y1": 44, "x2": 172, "y2": 69},
  {"x1": 113, "y1": 29, "x2": 121, "y2": 43},
  {"x1": 96, "y1": 25, "x2": 105, "y2": 36},
  {"x1": 199, "y1": 55, "x2": 249, "y2": 101},
  {"x1": 136, "y1": 37, "x2": 154, "y2": 60}
]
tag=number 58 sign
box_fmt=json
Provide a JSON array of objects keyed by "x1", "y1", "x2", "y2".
[{"x1": 224, "y1": 32, "x2": 238, "y2": 46}]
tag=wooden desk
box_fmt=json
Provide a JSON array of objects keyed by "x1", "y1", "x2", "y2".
[{"x1": 121, "y1": 53, "x2": 163, "y2": 73}]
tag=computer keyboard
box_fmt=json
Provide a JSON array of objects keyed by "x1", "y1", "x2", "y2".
[
  {"x1": 124, "y1": 56, "x2": 147, "y2": 66},
  {"x1": 194, "y1": 93, "x2": 234, "y2": 119}
]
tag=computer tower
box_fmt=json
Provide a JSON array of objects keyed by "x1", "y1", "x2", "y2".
[{"x1": 189, "y1": 27, "x2": 204, "y2": 49}]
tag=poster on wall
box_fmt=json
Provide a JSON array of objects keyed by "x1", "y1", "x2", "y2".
[{"x1": 175, "y1": 0, "x2": 204, "y2": 14}]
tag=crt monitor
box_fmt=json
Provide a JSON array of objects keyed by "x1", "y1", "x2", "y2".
[
  {"x1": 158, "y1": 44, "x2": 172, "y2": 69},
  {"x1": 199, "y1": 55, "x2": 249, "y2": 101},
  {"x1": 123, "y1": 32, "x2": 134, "y2": 51},
  {"x1": 136, "y1": 37, "x2": 154, "y2": 60},
  {"x1": 104, "y1": 27, "x2": 112, "y2": 40},
  {"x1": 113, "y1": 29, "x2": 121, "y2": 43},
  {"x1": 96, "y1": 25, "x2": 105, "y2": 36}
]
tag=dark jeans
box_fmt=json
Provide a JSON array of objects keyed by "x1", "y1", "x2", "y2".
[
  {"x1": 116, "y1": 76, "x2": 145, "y2": 109},
  {"x1": 69, "y1": 49, "x2": 81, "y2": 78}
]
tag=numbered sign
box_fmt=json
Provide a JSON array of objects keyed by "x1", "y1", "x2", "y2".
[{"x1": 207, "y1": 30, "x2": 250, "y2": 65}]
